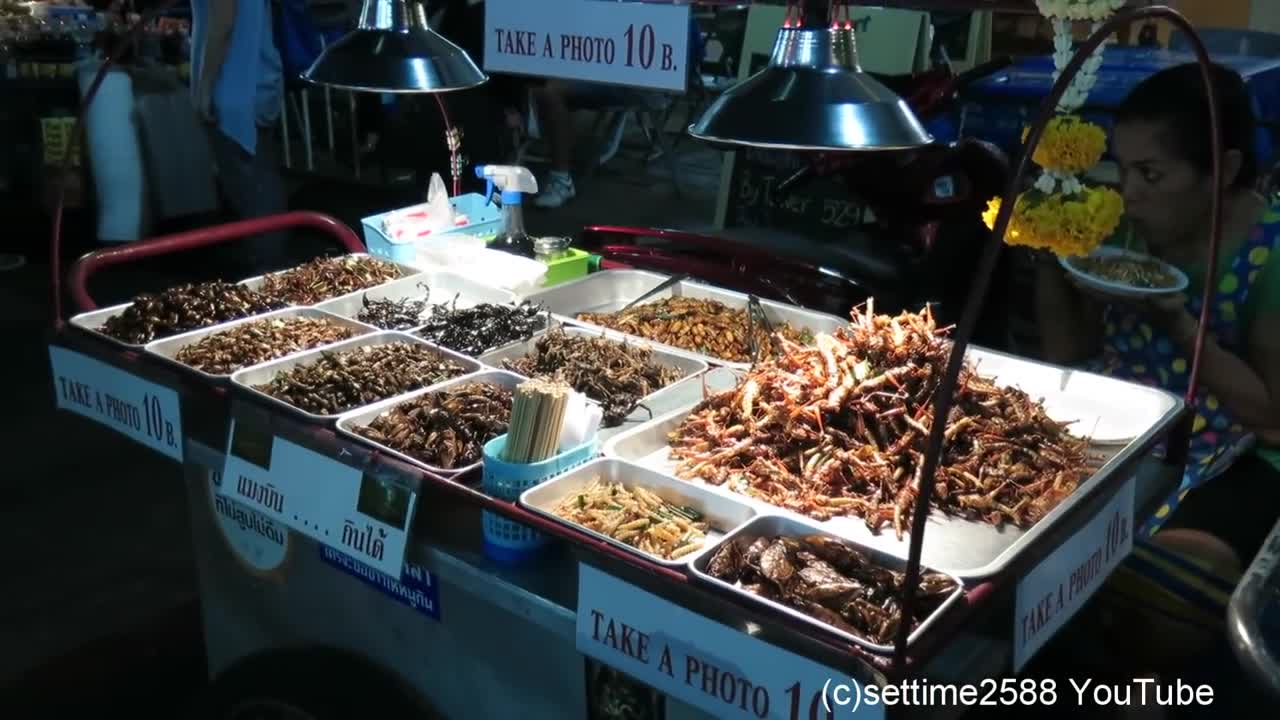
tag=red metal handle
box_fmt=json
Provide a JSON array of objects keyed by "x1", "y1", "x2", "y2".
[{"x1": 67, "y1": 211, "x2": 365, "y2": 313}]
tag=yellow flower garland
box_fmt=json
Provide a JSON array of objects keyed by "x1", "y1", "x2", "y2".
[
  {"x1": 1023, "y1": 116, "x2": 1108, "y2": 176},
  {"x1": 983, "y1": 186, "x2": 1124, "y2": 258}
]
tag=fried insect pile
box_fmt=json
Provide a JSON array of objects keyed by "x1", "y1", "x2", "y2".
[
  {"x1": 501, "y1": 327, "x2": 683, "y2": 426},
  {"x1": 704, "y1": 533, "x2": 956, "y2": 645},
  {"x1": 577, "y1": 296, "x2": 813, "y2": 363},
  {"x1": 356, "y1": 295, "x2": 430, "y2": 330},
  {"x1": 415, "y1": 299, "x2": 546, "y2": 356},
  {"x1": 355, "y1": 381, "x2": 512, "y2": 469},
  {"x1": 175, "y1": 315, "x2": 360, "y2": 374},
  {"x1": 668, "y1": 305, "x2": 1089, "y2": 538},
  {"x1": 253, "y1": 342, "x2": 466, "y2": 415},
  {"x1": 100, "y1": 281, "x2": 286, "y2": 344},
  {"x1": 257, "y1": 255, "x2": 401, "y2": 305}
]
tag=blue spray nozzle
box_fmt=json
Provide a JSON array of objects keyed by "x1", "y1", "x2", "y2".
[{"x1": 473, "y1": 164, "x2": 537, "y2": 207}]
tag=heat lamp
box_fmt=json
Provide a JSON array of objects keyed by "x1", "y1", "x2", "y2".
[
  {"x1": 302, "y1": 0, "x2": 487, "y2": 93},
  {"x1": 687, "y1": 0, "x2": 933, "y2": 151},
  {"x1": 689, "y1": 0, "x2": 1225, "y2": 670}
]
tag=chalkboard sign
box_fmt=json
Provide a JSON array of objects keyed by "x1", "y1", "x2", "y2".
[
  {"x1": 712, "y1": 3, "x2": 931, "y2": 237},
  {"x1": 717, "y1": 51, "x2": 872, "y2": 239},
  {"x1": 722, "y1": 146, "x2": 872, "y2": 240}
]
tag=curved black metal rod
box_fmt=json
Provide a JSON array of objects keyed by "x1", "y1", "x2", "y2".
[{"x1": 893, "y1": 5, "x2": 1224, "y2": 668}]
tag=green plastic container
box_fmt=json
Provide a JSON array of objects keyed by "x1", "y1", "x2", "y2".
[{"x1": 541, "y1": 247, "x2": 591, "y2": 287}]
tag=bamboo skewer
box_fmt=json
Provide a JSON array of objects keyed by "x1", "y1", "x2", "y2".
[{"x1": 502, "y1": 378, "x2": 571, "y2": 463}]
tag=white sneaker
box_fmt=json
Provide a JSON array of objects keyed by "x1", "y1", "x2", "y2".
[{"x1": 535, "y1": 174, "x2": 576, "y2": 208}]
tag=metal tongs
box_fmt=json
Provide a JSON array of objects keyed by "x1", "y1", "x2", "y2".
[
  {"x1": 745, "y1": 294, "x2": 776, "y2": 364},
  {"x1": 619, "y1": 273, "x2": 689, "y2": 311}
]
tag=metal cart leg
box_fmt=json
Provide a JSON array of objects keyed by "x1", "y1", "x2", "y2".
[{"x1": 1228, "y1": 517, "x2": 1280, "y2": 701}]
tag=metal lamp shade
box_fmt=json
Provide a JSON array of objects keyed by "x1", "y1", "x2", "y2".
[
  {"x1": 302, "y1": 0, "x2": 487, "y2": 93},
  {"x1": 689, "y1": 26, "x2": 932, "y2": 151}
]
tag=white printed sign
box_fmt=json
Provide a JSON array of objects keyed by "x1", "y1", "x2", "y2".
[
  {"x1": 484, "y1": 0, "x2": 690, "y2": 92},
  {"x1": 218, "y1": 417, "x2": 417, "y2": 579},
  {"x1": 207, "y1": 470, "x2": 290, "y2": 575},
  {"x1": 1014, "y1": 478, "x2": 1135, "y2": 671},
  {"x1": 577, "y1": 564, "x2": 884, "y2": 720},
  {"x1": 49, "y1": 345, "x2": 184, "y2": 461}
]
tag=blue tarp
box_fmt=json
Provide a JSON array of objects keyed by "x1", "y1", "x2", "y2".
[{"x1": 947, "y1": 47, "x2": 1280, "y2": 170}]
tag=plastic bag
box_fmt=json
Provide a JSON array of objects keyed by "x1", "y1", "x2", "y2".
[
  {"x1": 381, "y1": 173, "x2": 455, "y2": 242},
  {"x1": 424, "y1": 172, "x2": 453, "y2": 227}
]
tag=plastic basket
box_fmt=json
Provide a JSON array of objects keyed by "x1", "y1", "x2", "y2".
[
  {"x1": 480, "y1": 434, "x2": 597, "y2": 565},
  {"x1": 361, "y1": 192, "x2": 503, "y2": 264}
]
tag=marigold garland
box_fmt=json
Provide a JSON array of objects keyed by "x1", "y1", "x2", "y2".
[
  {"x1": 983, "y1": 186, "x2": 1123, "y2": 258},
  {"x1": 985, "y1": 1, "x2": 1125, "y2": 258},
  {"x1": 1023, "y1": 116, "x2": 1107, "y2": 176}
]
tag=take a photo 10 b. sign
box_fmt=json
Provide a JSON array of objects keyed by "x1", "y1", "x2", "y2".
[{"x1": 484, "y1": 0, "x2": 690, "y2": 92}]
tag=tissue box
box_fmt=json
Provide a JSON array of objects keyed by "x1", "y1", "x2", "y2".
[{"x1": 361, "y1": 192, "x2": 503, "y2": 264}]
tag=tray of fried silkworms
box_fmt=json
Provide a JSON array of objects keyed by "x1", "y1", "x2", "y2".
[
  {"x1": 143, "y1": 308, "x2": 378, "y2": 382},
  {"x1": 336, "y1": 370, "x2": 524, "y2": 479},
  {"x1": 478, "y1": 323, "x2": 708, "y2": 438},
  {"x1": 520, "y1": 457, "x2": 758, "y2": 568},
  {"x1": 521, "y1": 269, "x2": 847, "y2": 369},
  {"x1": 229, "y1": 331, "x2": 482, "y2": 422},
  {"x1": 603, "y1": 305, "x2": 1184, "y2": 580},
  {"x1": 240, "y1": 253, "x2": 421, "y2": 307},
  {"x1": 69, "y1": 280, "x2": 290, "y2": 350},
  {"x1": 690, "y1": 514, "x2": 964, "y2": 654}
]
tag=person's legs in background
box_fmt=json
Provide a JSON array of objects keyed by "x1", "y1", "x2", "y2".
[
  {"x1": 530, "y1": 80, "x2": 639, "y2": 208},
  {"x1": 530, "y1": 80, "x2": 577, "y2": 208},
  {"x1": 205, "y1": 126, "x2": 290, "y2": 277}
]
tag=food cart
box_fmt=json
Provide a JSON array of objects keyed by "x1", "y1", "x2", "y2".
[{"x1": 46, "y1": 209, "x2": 1196, "y2": 719}]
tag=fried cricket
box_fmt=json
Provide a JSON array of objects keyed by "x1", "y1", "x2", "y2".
[{"x1": 668, "y1": 303, "x2": 1089, "y2": 538}]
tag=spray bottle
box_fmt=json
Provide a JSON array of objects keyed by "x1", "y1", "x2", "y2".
[{"x1": 476, "y1": 165, "x2": 539, "y2": 258}]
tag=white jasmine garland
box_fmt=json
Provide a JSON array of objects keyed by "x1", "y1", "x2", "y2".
[
  {"x1": 1032, "y1": 169, "x2": 1085, "y2": 196},
  {"x1": 1035, "y1": 0, "x2": 1120, "y2": 193}
]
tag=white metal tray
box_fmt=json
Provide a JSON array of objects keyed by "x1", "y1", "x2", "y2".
[
  {"x1": 312, "y1": 270, "x2": 521, "y2": 331},
  {"x1": 335, "y1": 369, "x2": 526, "y2": 479},
  {"x1": 477, "y1": 323, "x2": 710, "y2": 435},
  {"x1": 688, "y1": 514, "x2": 965, "y2": 655},
  {"x1": 520, "y1": 457, "x2": 759, "y2": 568},
  {"x1": 67, "y1": 278, "x2": 288, "y2": 351},
  {"x1": 603, "y1": 348, "x2": 1185, "y2": 579},
  {"x1": 143, "y1": 307, "x2": 379, "y2": 382},
  {"x1": 520, "y1": 269, "x2": 848, "y2": 369},
  {"x1": 229, "y1": 330, "x2": 482, "y2": 422},
  {"x1": 240, "y1": 253, "x2": 422, "y2": 307}
]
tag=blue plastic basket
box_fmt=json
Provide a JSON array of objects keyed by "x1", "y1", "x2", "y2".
[
  {"x1": 360, "y1": 192, "x2": 503, "y2": 264},
  {"x1": 480, "y1": 434, "x2": 597, "y2": 565}
]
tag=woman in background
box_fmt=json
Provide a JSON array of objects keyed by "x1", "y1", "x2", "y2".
[
  {"x1": 1037, "y1": 62, "x2": 1280, "y2": 569},
  {"x1": 1031, "y1": 61, "x2": 1280, "y2": 718}
]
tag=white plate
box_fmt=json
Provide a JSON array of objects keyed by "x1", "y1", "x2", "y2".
[{"x1": 1059, "y1": 246, "x2": 1188, "y2": 299}]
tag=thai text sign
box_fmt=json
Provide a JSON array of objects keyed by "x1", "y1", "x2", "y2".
[{"x1": 219, "y1": 417, "x2": 417, "y2": 578}]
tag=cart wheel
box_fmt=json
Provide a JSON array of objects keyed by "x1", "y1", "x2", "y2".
[{"x1": 192, "y1": 648, "x2": 435, "y2": 720}]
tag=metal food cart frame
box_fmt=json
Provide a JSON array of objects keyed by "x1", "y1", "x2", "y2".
[{"x1": 45, "y1": 209, "x2": 1190, "y2": 718}]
